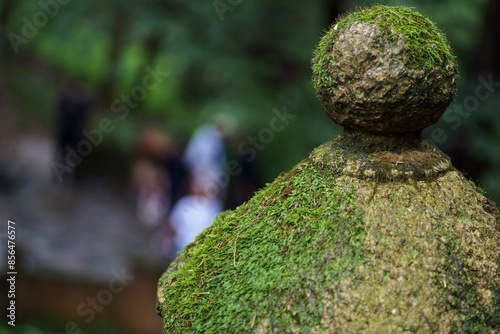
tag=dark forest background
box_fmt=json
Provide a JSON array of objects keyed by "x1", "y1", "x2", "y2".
[
  {"x1": 1, "y1": 0, "x2": 499, "y2": 199},
  {"x1": 0, "y1": 0, "x2": 499, "y2": 333}
]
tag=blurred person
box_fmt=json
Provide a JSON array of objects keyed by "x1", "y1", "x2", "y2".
[
  {"x1": 168, "y1": 172, "x2": 223, "y2": 256},
  {"x1": 138, "y1": 124, "x2": 187, "y2": 203},
  {"x1": 183, "y1": 113, "x2": 235, "y2": 202},
  {"x1": 56, "y1": 78, "x2": 92, "y2": 183},
  {"x1": 133, "y1": 158, "x2": 170, "y2": 226},
  {"x1": 139, "y1": 124, "x2": 187, "y2": 205},
  {"x1": 133, "y1": 125, "x2": 177, "y2": 227}
]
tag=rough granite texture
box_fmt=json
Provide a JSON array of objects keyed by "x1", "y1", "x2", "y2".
[
  {"x1": 157, "y1": 139, "x2": 500, "y2": 333},
  {"x1": 157, "y1": 5, "x2": 499, "y2": 334},
  {"x1": 312, "y1": 6, "x2": 457, "y2": 133}
]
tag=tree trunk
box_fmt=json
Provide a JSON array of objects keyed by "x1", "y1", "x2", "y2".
[
  {"x1": 0, "y1": 0, "x2": 16, "y2": 58},
  {"x1": 469, "y1": 0, "x2": 500, "y2": 78},
  {"x1": 99, "y1": 6, "x2": 129, "y2": 107}
]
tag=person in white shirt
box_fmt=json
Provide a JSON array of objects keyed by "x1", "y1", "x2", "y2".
[{"x1": 169, "y1": 172, "x2": 223, "y2": 255}]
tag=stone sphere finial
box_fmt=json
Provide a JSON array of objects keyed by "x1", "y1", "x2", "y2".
[{"x1": 312, "y1": 5, "x2": 458, "y2": 134}]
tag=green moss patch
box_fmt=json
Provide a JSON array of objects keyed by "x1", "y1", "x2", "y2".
[
  {"x1": 158, "y1": 138, "x2": 500, "y2": 333},
  {"x1": 433, "y1": 223, "x2": 500, "y2": 332},
  {"x1": 312, "y1": 5, "x2": 457, "y2": 91},
  {"x1": 311, "y1": 136, "x2": 453, "y2": 183},
  {"x1": 317, "y1": 150, "x2": 500, "y2": 332},
  {"x1": 483, "y1": 198, "x2": 500, "y2": 234},
  {"x1": 157, "y1": 149, "x2": 366, "y2": 333}
]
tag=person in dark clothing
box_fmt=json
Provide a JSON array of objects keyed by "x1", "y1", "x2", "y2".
[{"x1": 56, "y1": 78, "x2": 92, "y2": 183}]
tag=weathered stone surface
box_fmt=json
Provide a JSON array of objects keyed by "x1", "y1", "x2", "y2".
[
  {"x1": 312, "y1": 6, "x2": 457, "y2": 133},
  {"x1": 157, "y1": 5, "x2": 499, "y2": 333},
  {"x1": 157, "y1": 139, "x2": 500, "y2": 333}
]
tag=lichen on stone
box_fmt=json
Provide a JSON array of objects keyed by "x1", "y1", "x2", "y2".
[
  {"x1": 157, "y1": 137, "x2": 500, "y2": 333},
  {"x1": 157, "y1": 150, "x2": 368, "y2": 333},
  {"x1": 157, "y1": 5, "x2": 500, "y2": 333},
  {"x1": 312, "y1": 5, "x2": 458, "y2": 133}
]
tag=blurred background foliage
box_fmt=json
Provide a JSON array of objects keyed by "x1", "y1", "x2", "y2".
[
  {"x1": 0, "y1": 322, "x2": 122, "y2": 334},
  {"x1": 1, "y1": 0, "x2": 499, "y2": 196},
  {"x1": 0, "y1": 0, "x2": 499, "y2": 332}
]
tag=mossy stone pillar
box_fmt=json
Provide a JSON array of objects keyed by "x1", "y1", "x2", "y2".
[{"x1": 158, "y1": 5, "x2": 500, "y2": 333}]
